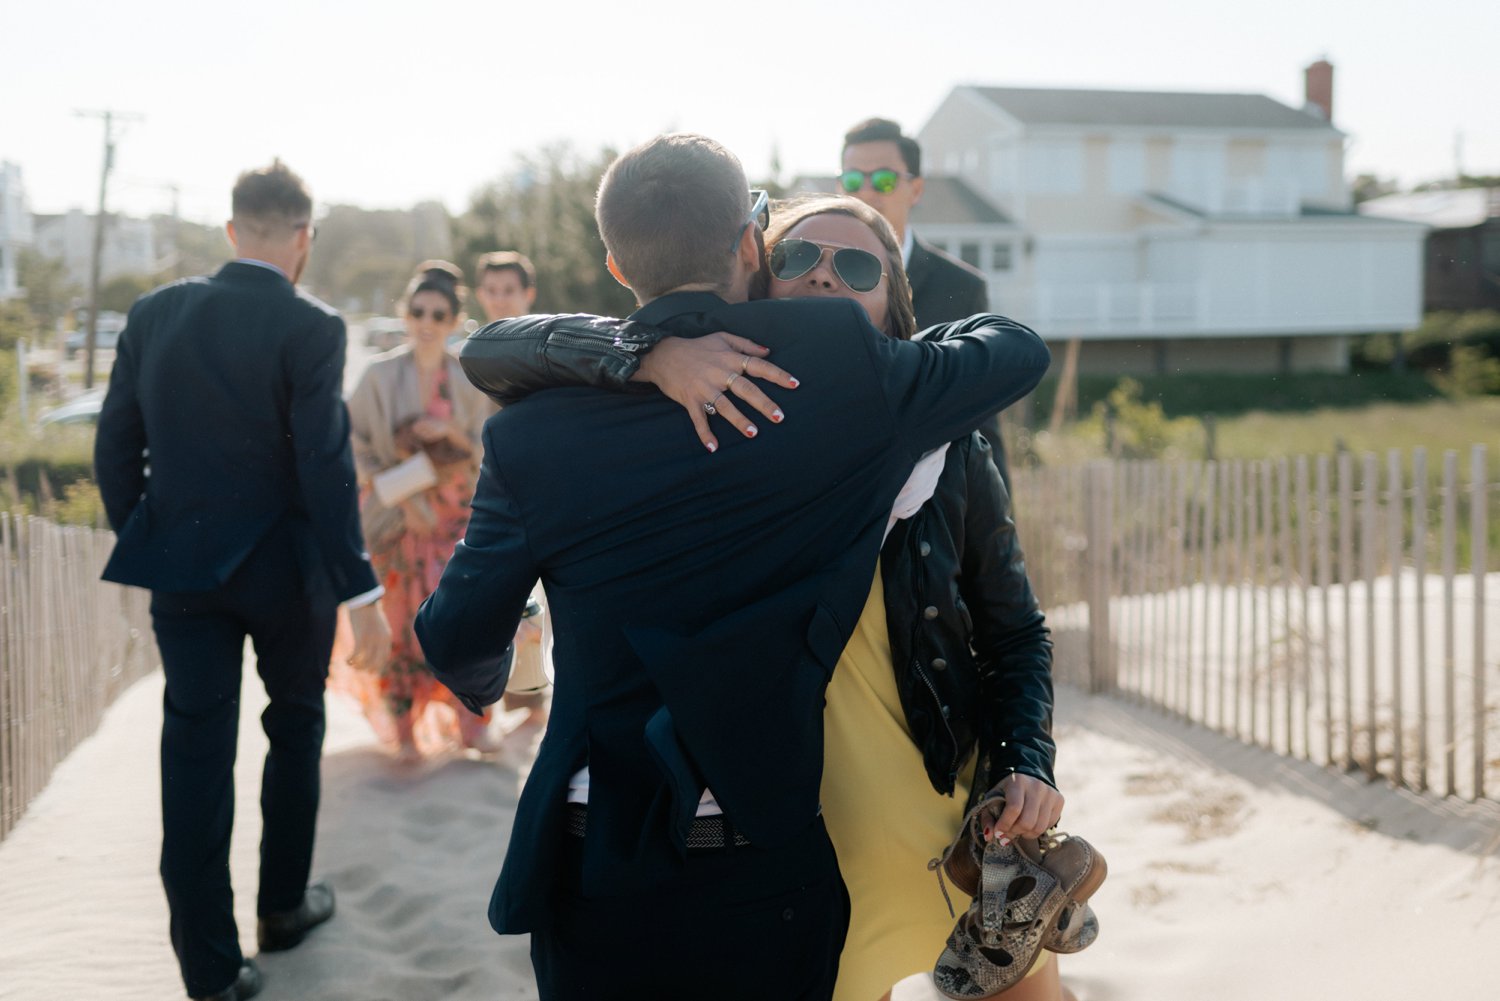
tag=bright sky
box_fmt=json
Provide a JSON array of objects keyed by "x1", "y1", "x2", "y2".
[{"x1": 4, "y1": 0, "x2": 1496, "y2": 224}]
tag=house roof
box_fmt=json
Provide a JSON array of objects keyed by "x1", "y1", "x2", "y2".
[
  {"x1": 1359, "y1": 188, "x2": 1500, "y2": 229},
  {"x1": 783, "y1": 175, "x2": 1013, "y2": 227},
  {"x1": 969, "y1": 86, "x2": 1338, "y2": 132}
]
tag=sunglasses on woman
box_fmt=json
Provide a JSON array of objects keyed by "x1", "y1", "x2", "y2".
[
  {"x1": 408, "y1": 306, "x2": 450, "y2": 322},
  {"x1": 769, "y1": 239, "x2": 886, "y2": 293},
  {"x1": 838, "y1": 168, "x2": 914, "y2": 195}
]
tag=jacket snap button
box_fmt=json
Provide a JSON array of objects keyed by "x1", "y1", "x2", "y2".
[
  {"x1": 919, "y1": 541, "x2": 931, "y2": 557},
  {"x1": 782, "y1": 908, "x2": 795, "y2": 921},
  {"x1": 923, "y1": 605, "x2": 939, "y2": 620},
  {"x1": 931, "y1": 658, "x2": 948, "y2": 671}
]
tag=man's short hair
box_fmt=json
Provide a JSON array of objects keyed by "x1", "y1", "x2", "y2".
[
  {"x1": 475, "y1": 251, "x2": 537, "y2": 290},
  {"x1": 231, "y1": 159, "x2": 312, "y2": 235},
  {"x1": 595, "y1": 133, "x2": 749, "y2": 301},
  {"x1": 842, "y1": 118, "x2": 922, "y2": 177}
]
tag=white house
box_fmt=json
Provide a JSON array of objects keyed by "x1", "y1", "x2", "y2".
[
  {"x1": 33, "y1": 208, "x2": 158, "y2": 288},
  {"x1": 0, "y1": 161, "x2": 33, "y2": 299},
  {"x1": 912, "y1": 63, "x2": 1426, "y2": 373}
]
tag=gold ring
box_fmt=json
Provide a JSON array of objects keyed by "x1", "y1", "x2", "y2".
[
  {"x1": 725, "y1": 372, "x2": 741, "y2": 392},
  {"x1": 740, "y1": 354, "x2": 751, "y2": 375}
]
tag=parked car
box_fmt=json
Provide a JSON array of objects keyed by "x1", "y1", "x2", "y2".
[
  {"x1": 362, "y1": 316, "x2": 406, "y2": 352},
  {"x1": 64, "y1": 312, "x2": 127, "y2": 357},
  {"x1": 37, "y1": 388, "x2": 106, "y2": 427}
]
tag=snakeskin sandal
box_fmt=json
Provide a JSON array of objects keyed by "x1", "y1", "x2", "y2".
[
  {"x1": 1048, "y1": 899, "x2": 1100, "y2": 954},
  {"x1": 929, "y1": 801, "x2": 1107, "y2": 999}
]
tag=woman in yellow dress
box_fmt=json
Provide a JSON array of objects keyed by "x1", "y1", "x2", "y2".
[
  {"x1": 760, "y1": 197, "x2": 1066, "y2": 1001},
  {"x1": 455, "y1": 195, "x2": 1068, "y2": 1000}
]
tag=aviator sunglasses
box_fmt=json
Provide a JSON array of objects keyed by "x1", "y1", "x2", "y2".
[
  {"x1": 408, "y1": 305, "x2": 451, "y2": 322},
  {"x1": 838, "y1": 167, "x2": 914, "y2": 195},
  {"x1": 769, "y1": 239, "x2": 886, "y2": 293}
]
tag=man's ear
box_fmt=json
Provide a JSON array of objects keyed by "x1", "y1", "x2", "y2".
[
  {"x1": 736, "y1": 222, "x2": 762, "y2": 275},
  {"x1": 224, "y1": 221, "x2": 238, "y2": 250},
  {"x1": 909, "y1": 175, "x2": 925, "y2": 206},
  {"x1": 606, "y1": 252, "x2": 631, "y2": 290},
  {"x1": 524, "y1": 285, "x2": 537, "y2": 308}
]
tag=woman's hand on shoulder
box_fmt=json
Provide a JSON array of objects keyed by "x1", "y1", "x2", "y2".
[
  {"x1": 633, "y1": 333, "x2": 799, "y2": 452},
  {"x1": 981, "y1": 772, "x2": 1064, "y2": 842}
]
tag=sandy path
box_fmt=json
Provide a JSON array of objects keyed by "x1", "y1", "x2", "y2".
[
  {"x1": 3, "y1": 666, "x2": 1498, "y2": 1000},
  {"x1": 0, "y1": 664, "x2": 538, "y2": 1001}
]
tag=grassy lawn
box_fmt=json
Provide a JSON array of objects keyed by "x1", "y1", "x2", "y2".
[{"x1": 1210, "y1": 396, "x2": 1500, "y2": 461}]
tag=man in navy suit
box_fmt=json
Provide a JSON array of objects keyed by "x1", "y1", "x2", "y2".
[
  {"x1": 95, "y1": 161, "x2": 389, "y2": 1001},
  {"x1": 840, "y1": 117, "x2": 1011, "y2": 480},
  {"x1": 414, "y1": 133, "x2": 1049, "y2": 1000}
]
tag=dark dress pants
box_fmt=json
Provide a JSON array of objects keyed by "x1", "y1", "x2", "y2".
[
  {"x1": 531, "y1": 815, "x2": 850, "y2": 1000},
  {"x1": 150, "y1": 528, "x2": 338, "y2": 996}
]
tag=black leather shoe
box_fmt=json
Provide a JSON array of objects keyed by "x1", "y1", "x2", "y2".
[
  {"x1": 192, "y1": 959, "x2": 262, "y2": 1001},
  {"x1": 257, "y1": 881, "x2": 335, "y2": 952}
]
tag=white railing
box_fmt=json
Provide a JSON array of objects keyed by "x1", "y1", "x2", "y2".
[{"x1": 1008, "y1": 282, "x2": 1201, "y2": 336}]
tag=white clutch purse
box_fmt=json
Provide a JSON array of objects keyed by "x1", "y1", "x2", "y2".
[
  {"x1": 505, "y1": 596, "x2": 554, "y2": 694},
  {"x1": 372, "y1": 452, "x2": 438, "y2": 508}
]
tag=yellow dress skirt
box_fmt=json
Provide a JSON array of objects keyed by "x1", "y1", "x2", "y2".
[{"x1": 822, "y1": 565, "x2": 1048, "y2": 1001}]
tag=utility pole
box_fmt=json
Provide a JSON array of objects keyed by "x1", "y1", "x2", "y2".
[{"x1": 75, "y1": 108, "x2": 143, "y2": 390}]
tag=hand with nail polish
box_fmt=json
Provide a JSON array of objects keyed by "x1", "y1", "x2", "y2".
[{"x1": 635, "y1": 331, "x2": 799, "y2": 452}]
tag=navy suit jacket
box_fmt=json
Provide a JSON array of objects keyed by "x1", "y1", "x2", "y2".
[
  {"x1": 908, "y1": 235, "x2": 990, "y2": 328},
  {"x1": 95, "y1": 261, "x2": 376, "y2": 601},
  {"x1": 413, "y1": 292, "x2": 1049, "y2": 934}
]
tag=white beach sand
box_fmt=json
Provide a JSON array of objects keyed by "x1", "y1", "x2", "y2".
[{"x1": 2, "y1": 664, "x2": 1498, "y2": 1001}]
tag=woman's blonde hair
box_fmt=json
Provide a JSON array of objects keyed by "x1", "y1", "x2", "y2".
[{"x1": 763, "y1": 194, "x2": 917, "y2": 340}]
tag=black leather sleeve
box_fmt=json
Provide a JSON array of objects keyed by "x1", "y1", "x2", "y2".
[
  {"x1": 956, "y1": 435, "x2": 1056, "y2": 789},
  {"x1": 459, "y1": 313, "x2": 668, "y2": 405}
]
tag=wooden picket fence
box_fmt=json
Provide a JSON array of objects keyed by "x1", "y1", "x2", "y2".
[
  {"x1": 1013, "y1": 445, "x2": 1497, "y2": 802},
  {"x1": 0, "y1": 514, "x2": 154, "y2": 841}
]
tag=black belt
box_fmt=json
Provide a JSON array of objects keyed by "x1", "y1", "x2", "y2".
[{"x1": 564, "y1": 803, "x2": 750, "y2": 849}]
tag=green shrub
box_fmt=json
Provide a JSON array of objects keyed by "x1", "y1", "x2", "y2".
[
  {"x1": 1440, "y1": 345, "x2": 1500, "y2": 396},
  {"x1": 1081, "y1": 377, "x2": 1205, "y2": 460}
]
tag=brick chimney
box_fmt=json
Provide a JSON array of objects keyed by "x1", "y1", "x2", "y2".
[{"x1": 1304, "y1": 59, "x2": 1334, "y2": 121}]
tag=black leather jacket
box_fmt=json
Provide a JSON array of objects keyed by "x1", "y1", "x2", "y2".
[
  {"x1": 884, "y1": 432, "x2": 1054, "y2": 807},
  {"x1": 458, "y1": 313, "x2": 1056, "y2": 807}
]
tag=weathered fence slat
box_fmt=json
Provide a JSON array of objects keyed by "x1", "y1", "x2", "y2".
[
  {"x1": 0, "y1": 517, "x2": 155, "y2": 844},
  {"x1": 1388, "y1": 449, "x2": 1405, "y2": 788},
  {"x1": 1361, "y1": 452, "x2": 1380, "y2": 782},
  {"x1": 1412, "y1": 448, "x2": 1429, "y2": 793},
  {"x1": 1472, "y1": 444, "x2": 1488, "y2": 801},
  {"x1": 1442, "y1": 450, "x2": 1458, "y2": 798}
]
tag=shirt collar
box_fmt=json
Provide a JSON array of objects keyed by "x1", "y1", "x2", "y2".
[
  {"x1": 629, "y1": 290, "x2": 729, "y2": 327},
  {"x1": 900, "y1": 226, "x2": 915, "y2": 269},
  {"x1": 236, "y1": 257, "x2": 289, "y2": 280}
]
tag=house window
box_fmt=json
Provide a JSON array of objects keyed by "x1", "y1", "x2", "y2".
[
  {"x1": 1023, "y1": 139, "x2": 1085, "y2": 194},
  {"x1": 1265, "y1": 144, "x2": 1328, "y2": 200},
  {"x1": 1108, "y1": 141, "x2": 1147, "y2": 194},
  {"x1": 1168, "y1": 139, "x2": 1226, "y2": 210},
  {"x1": 959, "y1": 242, "x2": 981, "y2": 269},
  {"x1": 990, "y1": 242, "x2": 1013, "y2": 272}
]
